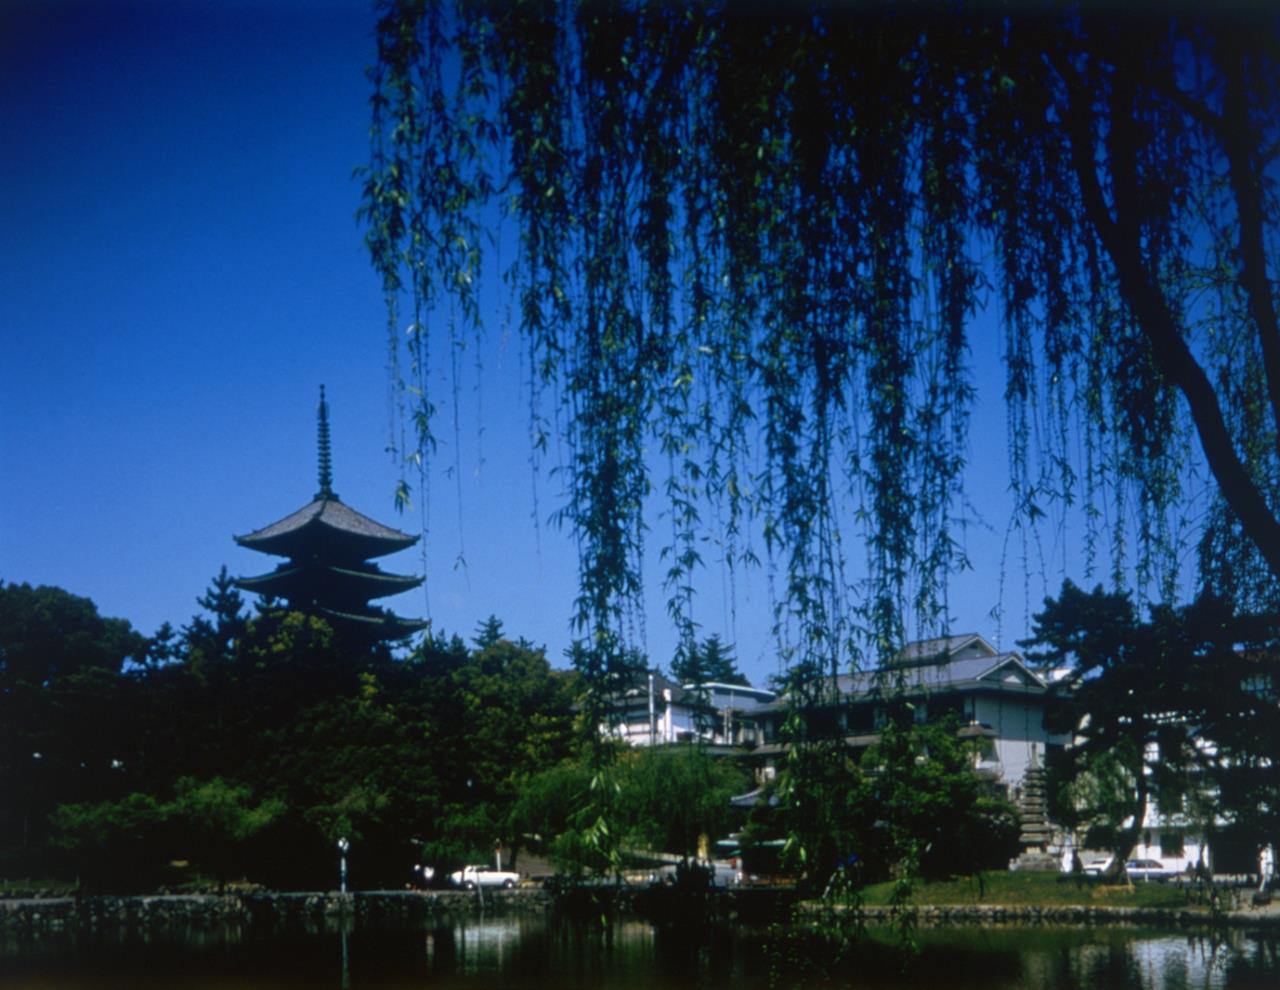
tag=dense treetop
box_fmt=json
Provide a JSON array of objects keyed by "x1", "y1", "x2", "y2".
[{"x1": 0, "y1": 574, "x2": 578, "y2": 889}]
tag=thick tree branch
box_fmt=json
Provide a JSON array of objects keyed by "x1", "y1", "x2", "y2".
[
  {"x1": 1061, "y1": 68, "x2": 1280, "y2": 581},
  {"x1": 1220, "y1": 50, "x2": 1280, "y2": 456}
]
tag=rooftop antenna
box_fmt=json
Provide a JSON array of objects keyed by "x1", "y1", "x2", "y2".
[{"x1": 316, "y1": 385, "x2": 337, "y2": 501}]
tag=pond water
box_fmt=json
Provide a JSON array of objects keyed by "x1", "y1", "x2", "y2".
[{"x1": 3, "y1": 914, "x2": 1279, "y2": 990}]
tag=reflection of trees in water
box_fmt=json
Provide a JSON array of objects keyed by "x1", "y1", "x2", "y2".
[
  {"x1": 1066, "y1": 931, "x2": 1261, "y2": 990},
  {"x1": 5, "y1": 917, "x2": 1280, "y2": 988},
  {"x1": 751, "y1": 925, "x2": 1280, "y2": 990}
]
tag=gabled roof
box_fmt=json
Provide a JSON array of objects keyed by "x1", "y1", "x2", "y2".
[
  {"x1": 840, "y1": 650, "x2": 1046, "y2": 696},
  {"x1": 235, "y1": 497, "x2": 419, "y2": 560},
  {"x1": 749, "y1": 635, "x2": 1047, "y2": 714},
  {"x1": 891, "y1": 632, "x2": 999, "y2": 667},
  {"x1": 977, "y1": 655, "x2": 1046, "y2": 689}
]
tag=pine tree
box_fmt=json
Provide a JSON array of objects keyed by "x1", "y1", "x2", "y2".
[
  {"x1": 473, "y1": 615, "x2": 505, "y2": 649},
  {"x1": 671, "y1": 635, "x2": 748, "y2": 687}
]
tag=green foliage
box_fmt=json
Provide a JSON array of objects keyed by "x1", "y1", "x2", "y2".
[
  {"x1": 0, "y1": 582, "x2": 147, "y2": 857},
  {"x1": 777, "y1": 707, "x2": 1018, "y2": 893},
  {"x1": 512, "y1": 746, "x2": 747, "y2": 878},
  {"x1": 615, "y1": 746, "x2": 748, "y2": 863},
  {"x1": 510, "y1": 761, "x2": 593, "y2": 854},
  {"x1": 473, "y1": 615, "x2": 505, "y2": 649},
  {"x1": 2, "y1": 572, "x2": 584, "y2": 889},
  {"x1": 511, "y1": 759, "x2": 616, "y2": 878},
  {"x1": 1027, "y1": 580, "x2": 1280, "y2": 872},
  {"x1": 670, "y1": 634, "x2": 748, "y2": 688},
  {"x1": 777, "y1": 739, "x2": 861, "y2": 893},
  {"x1": 182, "y1": 566, "x2": 246, "y2": 675},
  {"x1": 170, "y1": 777, "x2": 283, "y2": 887},
  {"x1": 854, "y1": 709, "x2": 1020, "y2": 884},
  {"x1": 856, "y1": 870, "x2": 1189, "y2": 910},
  {"x1": 0, "y1": 581, "x2": 146, "y2": 685},
  {"x1": 1046, "y1": 745, "x2": 1138, "y2": 858},
  {"x1": 364, "y1": 3, "x2": 1280, "y2": 886},
  {"x1": 48, "y1": 792, "x2": 170, "y2": 891},
  {"x1": 50, "y1": 778, "x2": 282, "y2": 891},
  {"x1": 366, "y1": 0, "x2": 1280, "y2": 680}
]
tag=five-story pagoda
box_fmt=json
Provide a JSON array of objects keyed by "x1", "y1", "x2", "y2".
[{"x1": 234, "y1": 387, "x2": 426, "y2": 641}]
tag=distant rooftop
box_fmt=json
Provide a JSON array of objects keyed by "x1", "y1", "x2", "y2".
[
  {"x1": 751, "y1": 633, "x2": 1044, "y2": 714},
  {"x1": 891, "y1": 633, "x2": 998, "y2": 667}
]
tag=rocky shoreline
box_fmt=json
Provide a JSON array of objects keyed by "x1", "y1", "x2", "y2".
[
  {"x1": 0, "y1": 888, "x2": 551, "y2": 935},
  {"x1": 825, "y1": 902, "x2": 1280, "y2": 928},
  {"x1": 3, "y1": 888, "x2": 1279, "y2": 936}
]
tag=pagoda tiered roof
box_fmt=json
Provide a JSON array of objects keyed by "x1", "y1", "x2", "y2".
[
  {"x1": 234, "y1": 497, "x2": 418, "y2": 563},
  {"x1": 316, "y1": 606, "x2": 428, "y2": 639},
  {"x1": 233, "y1": 387, "x2": 425, "y2": 642},
  {"x1": 234, "y1": 560, "x2": 424, "y2": 601}
]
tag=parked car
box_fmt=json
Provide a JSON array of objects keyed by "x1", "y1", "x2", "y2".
[
  {"x1": 1082, "y1": 857, "x2": 1114, "y2": 876},
  {"x1": 1125, "y1": 859, "x2": 1178, "y2": 881},
  {"x1": 449, "y1": 865, "x2": 521, "y2": 889}
]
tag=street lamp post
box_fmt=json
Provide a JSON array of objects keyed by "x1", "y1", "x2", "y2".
[{"x1": 337, "y1": 836, "x2": 350, "y2": 894}]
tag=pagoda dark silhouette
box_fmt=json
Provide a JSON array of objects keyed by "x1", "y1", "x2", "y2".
[{"x1": 234, "y1": 387, "x2": 426, "y2": 641}]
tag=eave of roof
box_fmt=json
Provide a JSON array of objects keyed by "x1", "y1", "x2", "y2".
[
  {"x1": 742, "y1": 655, "x2": 1051, "y2": 717},
  {"x1": 317, "y1": 606, "x2": 427, "y2": 639},
  {"x1": 236, "y1": 497, "x2": 419, "y2": 557},
  {"x1": 235, "y1": 563, "x2": 423, "y2": 600}
]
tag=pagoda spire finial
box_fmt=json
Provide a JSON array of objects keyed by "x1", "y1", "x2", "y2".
[{"x1": 316, "y1": 385, "x2": 337, "y2": 500}]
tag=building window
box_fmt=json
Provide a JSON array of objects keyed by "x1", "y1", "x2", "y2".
[{"x1": 1162, "y1": 832, "x2": 1184, "y2": 858}]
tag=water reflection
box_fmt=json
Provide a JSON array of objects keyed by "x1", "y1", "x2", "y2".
[{"x1": 2, "y1": 913, "x2": 1279, "y2": 989}]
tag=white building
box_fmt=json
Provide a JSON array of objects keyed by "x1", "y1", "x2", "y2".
[
  {"x1": 740, "y1": 634, "x2": 1072, "y2": 796},
  {"x1": 603, "y1": 671, "x2": 775, "y2": 747}
]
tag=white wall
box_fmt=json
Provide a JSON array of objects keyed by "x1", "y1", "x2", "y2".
[{"x1": 972, "y1": 694, "x2": 1067, "y2": 790}]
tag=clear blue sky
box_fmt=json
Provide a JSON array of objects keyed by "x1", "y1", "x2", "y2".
[{"x1": 1, "y1": 0, "x2": 1130, "y2": 685}]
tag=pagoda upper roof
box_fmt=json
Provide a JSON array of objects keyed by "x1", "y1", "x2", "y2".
[
  {"x1": 235, "y1": 496, "x2": 419, "y2": 561},
  {"x1": 235, "y1": 561, "x2": 424, "y2": 601}
]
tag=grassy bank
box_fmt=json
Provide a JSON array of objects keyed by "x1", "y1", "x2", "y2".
[{"x1": 857, "y1": 871, "x2": 1196, "y2": 909}]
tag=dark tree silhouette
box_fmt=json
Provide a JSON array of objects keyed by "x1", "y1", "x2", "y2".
[{"x1": 671, "y1": 634, "x2": 748, "y2": 687}]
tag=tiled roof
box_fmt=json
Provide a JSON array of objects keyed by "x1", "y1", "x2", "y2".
[
  {"x1": 236, "y1": 497, "x2": 419, "y2": 555},
  {"x1": 235, "y1": 563, "x2": 423, "y2": 599},
  {"x1": 893, "y1": 632, "x2": 995, "y2": 665},
  {"x1": 838, "y1": 652, "x2": 1044, "y2": 694},
  {"x1": 318, "y1": 606, "x2": 427, "y2": 638},
  {"x1": 750, "y1": 651, "x2": 1045, "y2": 714}
]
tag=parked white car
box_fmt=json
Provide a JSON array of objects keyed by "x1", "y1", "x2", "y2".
[
  {"x1": 1125, "y1": 859, "x2": 1179, "y2": 881},
  {"x1": 449, "y1": 864, "x2": 520, "y2": 890}
]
